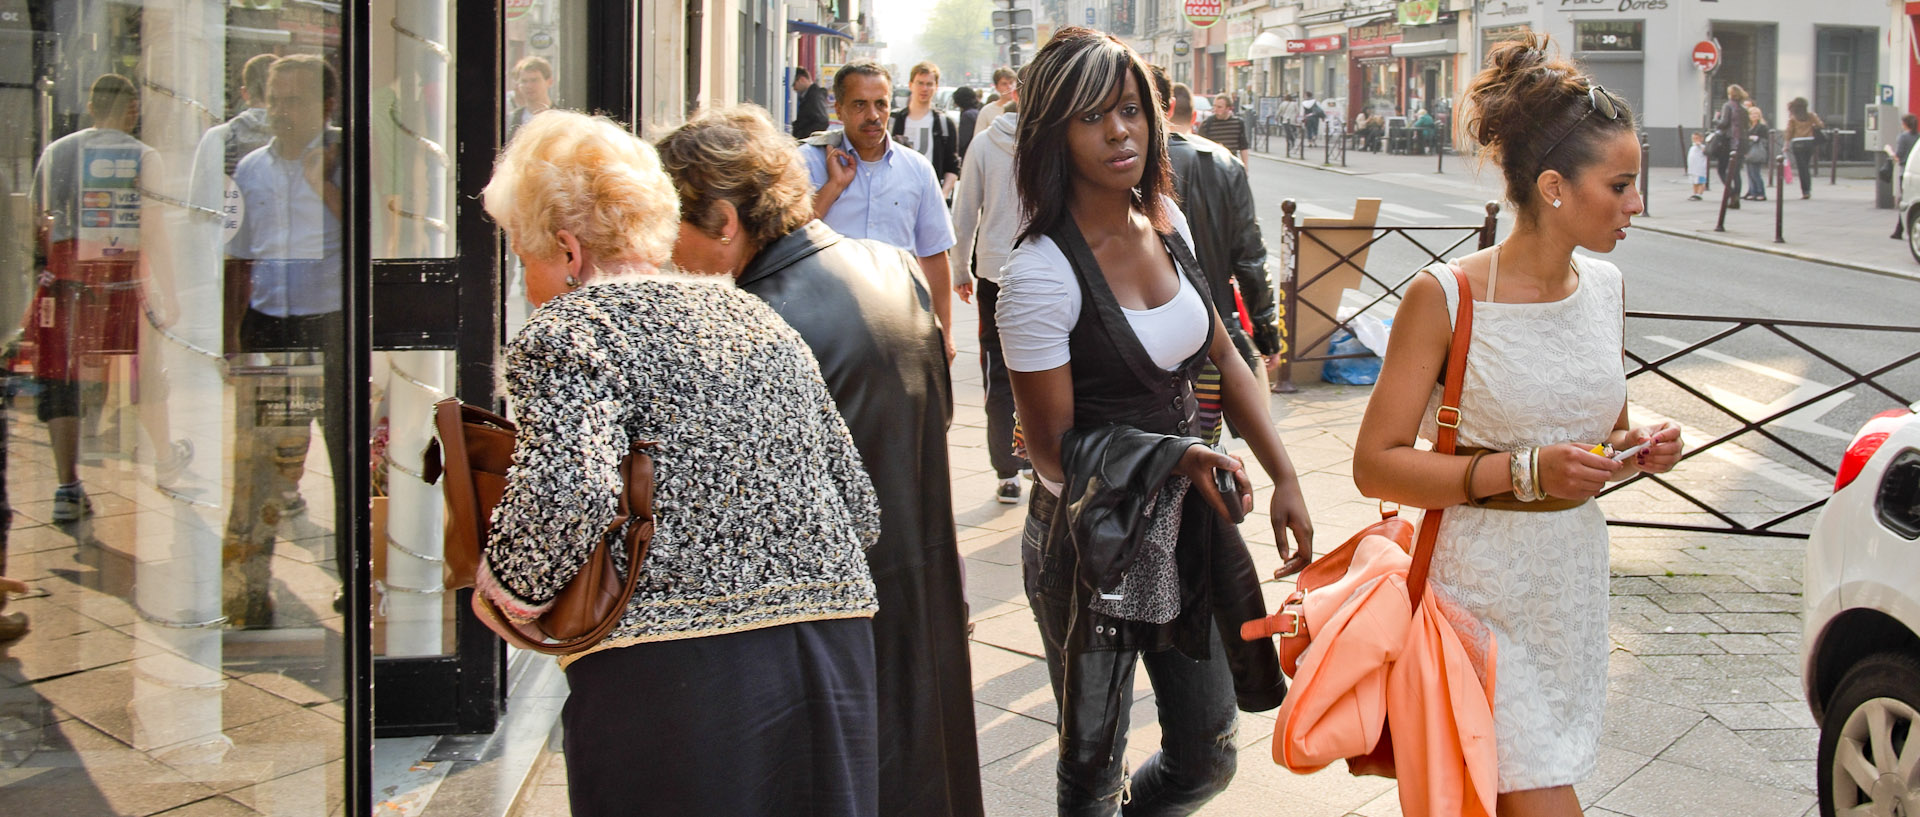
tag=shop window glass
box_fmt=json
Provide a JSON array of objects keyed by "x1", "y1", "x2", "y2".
[{"x1": 0, "y1": 2, "x2": 348, "y2": 813}]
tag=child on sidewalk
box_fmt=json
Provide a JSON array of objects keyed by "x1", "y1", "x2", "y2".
[{"x1": 1688, "y1": 131, "x2": 1708, "y2": 201}]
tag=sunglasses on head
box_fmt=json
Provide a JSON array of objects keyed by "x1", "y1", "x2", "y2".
[{"x1": 1537, "y1": 84, "x2": 1623, "y2": 166}]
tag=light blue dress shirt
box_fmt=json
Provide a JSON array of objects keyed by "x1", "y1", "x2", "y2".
[{"x1": 802, "y1": 130, "x2": 956, "y2": 258}]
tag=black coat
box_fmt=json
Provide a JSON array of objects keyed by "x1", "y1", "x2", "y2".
[
  {"x1": 792, "y1": 85, "x2": 830, "y2": 138},
  {"x1": 736, "y1": 221, "x2": 984, "y2": 817},
  {"x1": 1167, "y1": 132, "x2": 1281, "y2": 357}
]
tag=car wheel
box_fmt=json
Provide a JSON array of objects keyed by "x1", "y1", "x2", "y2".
[
  {"x1": 1909, "y1": 209, "x2": 1920, "y2": 264},
  {"x1": 1817, "y1": 651, "x2": 1920, "y2": 817}
]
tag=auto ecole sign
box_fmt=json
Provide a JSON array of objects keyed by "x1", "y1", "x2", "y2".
[{"x1": 1183, "y1": 0, "x2": 1221, "y2": 29}]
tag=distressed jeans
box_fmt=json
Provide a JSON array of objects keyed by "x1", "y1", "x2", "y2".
[{"x1": 1025, "y1": 489, "x2": 1240, "y2": 817}]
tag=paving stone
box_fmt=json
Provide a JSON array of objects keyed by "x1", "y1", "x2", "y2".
[
  {"x1": 1658, "y1": 718, "x2": 1812, "y2": 794},
  {"x1": 1707, "y1": 654, "x2": 1801, "y2": 679},
  {"x1": 1666, "y1": 676, "x2": 1794, "y2": 705},
  {"x1": 1575, "y1": 744, "x2": 1654, "y2": 807},
  {"x1": 1595, "y1": 760, "x2": 1812, "y2": 817},
  {"x1": 1707, "y1": 593, "x2": 1801, "y2": 613},
  {"x1": 1707, "y1": 613, "x2": 1803, "y2": 634},
  {"x1": 1710, "y1": 633, "x2": 1792, "y2": 655},
  {"x1": 1768, "y1": 631, "x2": 1804, "y2": 654},
  {"x1": 1734, "y1": 572, "x2": 1804, "y2": 594},
  {"x1": 973, "y1": 702, "x2": 1056, "y2": 767},
  {"x1": 1605, "y1": 579, "x2": 1666, "y2": 598},
  {"x1": 1736, "y1": 728, "x2": 1820, "y2": 763},
  {"x1": 1652, "y1": 574, "x2": 1756, "y2": 595},
  {"x1": 1767, "y1": 677, "x2": 1809, "y2": 703},
  {"x1": 1600, "y1": 693, "x2": 1704, "y2": 758},
  {"x1": 1614, "y1": 633, "x2": 1724, "y2": 656},
  {"x1": 1705, "y1": 703, "x2": 1804, "y2": 731},
  {"x1": 1767, "y1": 702, "x2": 1817, "y2": 730},
  {"x1": 1649, "y1": 593, "x2": 1722, "y2": 614},
  {"x1": 1636, "y1": 654, "x2": 1727, "y2": 679}
]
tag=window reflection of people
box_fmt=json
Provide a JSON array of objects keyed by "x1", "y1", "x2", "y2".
[
  {"x1": 27, "y1": 74, "x2": 187, "y2": 523},
  {"x1": 190, "y1": 54, "x2": 279, "y2": 235},
  {"x1": 479, "y1": 110, "x2": 882, "y2": 817},
  {"x1": 508, "y1": 55, "x2": 554, "y2": 136},
  {"x1": 221, "y1": 54, "x2": 345, "y2": 628}
]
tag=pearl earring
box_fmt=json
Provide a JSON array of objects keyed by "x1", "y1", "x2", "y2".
[
  {"x1": 720, "y1": 235, "x2": 732, "y2": 245},
  {"x1": 1551, "y1": 199, "x2": 1562, "y2": 209},
  {"x1": 565, "y1": 275, "x2": 581, "y2": 288}
]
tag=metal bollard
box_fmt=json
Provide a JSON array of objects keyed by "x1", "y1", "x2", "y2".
[
  {"x1": 1774, "y1": 135, "x2": 1786, "y2": 244},
  {"x1": 1639, "y1": 132, "x2": 1651, "y2": 218}
]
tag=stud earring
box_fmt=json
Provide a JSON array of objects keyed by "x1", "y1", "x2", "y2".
[
  {"x1": 1551, "y1": 199, "x2": 1562, "y2": 209},
  {"x1": 565, "y1": 275, "x2": 581, "y2": 289},
  {"x1": 720, "y1": 235, "x2": 732, "y2": 245}
]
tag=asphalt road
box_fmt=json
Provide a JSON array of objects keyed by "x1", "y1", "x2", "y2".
[{"x1": 1244, "y1": 156, "x2": 1920, "y2": 487}]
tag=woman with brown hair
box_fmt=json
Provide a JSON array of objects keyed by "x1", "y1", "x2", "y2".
[
  {"x1": 658, "y1": 105, "x2": 984, "y2": 817},
  {"x1": 997, "y1": 26, "x2": 1311, "y2": 815},
  {"x1": 1353, "y1": 35, "x2": 1682, "y2": 816},
  {"x1": 1784, "y1": 97, "x2": 1825, "y2": 199}
]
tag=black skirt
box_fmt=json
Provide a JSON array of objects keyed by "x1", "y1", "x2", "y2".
[{"x1": 561, "y1": 617, "x2": 879, "y2": 817}]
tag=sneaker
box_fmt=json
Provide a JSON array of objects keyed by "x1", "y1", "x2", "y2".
[
  {"x1": 1687, "y1": 194, "x2": 1701, "y2": 201},
  {"x1": 51, "y1": 484, "x2": 91, "y2": 523},
  {"x1": 996, "y1": 478, "x2": 1022, "y2": 504},
  {"x1": 155, "y1": 439, "x2": 193, "y2": 487}
]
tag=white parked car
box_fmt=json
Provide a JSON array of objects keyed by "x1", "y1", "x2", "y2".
[{"x1": 1801, "y1": 407, "x2": 1920, "y2": 816}]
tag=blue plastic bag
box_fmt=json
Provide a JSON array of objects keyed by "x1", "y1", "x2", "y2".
[{"x1": 1321, "y1": 328, "x2": 1382, "y2": 385}]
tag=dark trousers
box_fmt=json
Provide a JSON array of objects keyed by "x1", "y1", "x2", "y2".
[
  {"x1": 563, "y1": 619, "x2": 879, "y2": 817},
  {"x1": 976, "y1": 279, "x2": 1027, "y2": 480},
  {"x1": 238, "y1": 309, "x2": 346, "y2": 493},
  {"x1": 1023, "y1": 489, "x2": 1239, "y2": 817},
  {"x1": 1791, "y1": 142, "x2": 1816, "y2": 196},
  {"x1": 1719, "y1": 153, "x2": 1744, "y2": 200}
]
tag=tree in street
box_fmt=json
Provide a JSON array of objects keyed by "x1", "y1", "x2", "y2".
[{"x1": 919, "y1": 0, "x2": 993, "y2": 88}]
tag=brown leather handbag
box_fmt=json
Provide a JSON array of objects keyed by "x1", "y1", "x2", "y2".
[{"x1": 422, "y1": 397, "x2": 657, "y2": 655}]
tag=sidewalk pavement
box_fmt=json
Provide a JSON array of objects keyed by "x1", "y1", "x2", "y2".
[
  {"x1": 1256, "y1": 140, "x2": 1920, "y2": 283},
  {"x1": 503, "y1": 292, "x2": 1822, "y2": 816}
]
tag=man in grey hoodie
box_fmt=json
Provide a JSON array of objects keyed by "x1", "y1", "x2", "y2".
[{"x1": 950, "y1": 108, "x2": 1029, "y2": 503}]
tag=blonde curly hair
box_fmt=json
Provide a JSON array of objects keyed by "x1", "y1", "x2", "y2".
[
  {"x1": 481, "y1": 110, "x2": 678, "y2": 269},
  {"x1": 655, "y1": 105, "x2": 814, "y2": 248}
]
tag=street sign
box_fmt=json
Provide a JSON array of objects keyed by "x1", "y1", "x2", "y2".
[
  {"x1": 1691, "y1": 40, "x2": 1718, "y2": 72},
  {"x1": 1085, "y1": 7, "x2": 1094, "y2": 24},
  {"x1": 1882, "y1": 84, "x2": 1897, "y2": 105},
  {"x1": 1182, "y1": 0, "x2": 1220, "y2": 29}
]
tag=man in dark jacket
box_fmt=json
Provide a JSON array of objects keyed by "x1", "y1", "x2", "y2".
[
  {"x1": 790, "y1": 67, "x2": 830, "y2": 138},
  {"x1": 1156, "y1": 73, "x2": 1282, "y2": 392},
  {"x1": 738, "y1": 220, "x2": 984, "y2": 817}
]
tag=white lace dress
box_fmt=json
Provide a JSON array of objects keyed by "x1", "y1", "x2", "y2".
[{"x1": 1416, "y1": 254, "x2": 1626, "y2": 792}]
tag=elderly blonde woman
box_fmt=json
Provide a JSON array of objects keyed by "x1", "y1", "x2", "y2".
[
  {"x1": 476, "y1": 109, "x2": 884, "y2": 817},
  {"x1": 659, "y1": 105, "x2": 983, "y2": 817}
]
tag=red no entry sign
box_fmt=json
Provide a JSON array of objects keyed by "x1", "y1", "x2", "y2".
[{"x1": 1692, "y1": 40, "x2": 1720, "y2": 72}]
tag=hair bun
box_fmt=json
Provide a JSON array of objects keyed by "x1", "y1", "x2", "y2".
[{"x1": 1464, "y1": 34, "x2": 1583, "y2": 154}]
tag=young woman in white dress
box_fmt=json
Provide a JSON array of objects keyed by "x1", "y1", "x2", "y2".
[{"x1": 1353, "y1": 35, "x2": 1684, "y2": 817}]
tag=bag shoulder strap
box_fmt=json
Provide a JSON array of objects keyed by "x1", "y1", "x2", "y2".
[{"x1": 1405, "y1": 266, "x2": 1474, "y2": 607}]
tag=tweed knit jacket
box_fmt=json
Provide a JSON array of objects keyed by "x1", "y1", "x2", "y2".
[{"x1": 476, "y1": 276, "x2": 881, "y2": 666}]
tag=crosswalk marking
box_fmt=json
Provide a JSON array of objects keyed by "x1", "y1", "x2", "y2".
[
  {"x1": 1447, "y1": 203, "x2": 1495, "y2": 217},
  {"x1": 1283, "y1": 201, "x2": 1353, "y2": 221},
  {"x1": 1377, "y1": 202, "x2": 1447, "y2": 222}
]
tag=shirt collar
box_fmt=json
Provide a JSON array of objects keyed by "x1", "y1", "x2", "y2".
[{"x1": 838, "y1": 129, "x2": 894, "y2": 164}]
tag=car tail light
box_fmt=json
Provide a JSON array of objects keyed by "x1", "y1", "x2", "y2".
[{"x1": 1836, "y1": 409, "x2": 1914, "y2": 492}]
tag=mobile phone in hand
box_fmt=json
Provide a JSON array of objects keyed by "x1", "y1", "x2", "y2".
[{"x1": 1211, "y1": 444, "x2": 1246, "y2": 523}]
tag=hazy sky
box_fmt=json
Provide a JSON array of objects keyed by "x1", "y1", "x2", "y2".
[{"x1": 873, "y1": 0, "x2": 939, "y2": 66}]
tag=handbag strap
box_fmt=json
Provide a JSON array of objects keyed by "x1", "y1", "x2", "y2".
[{"x1": 1405, "y1": 265, "x2": 1475, "y2": 609}]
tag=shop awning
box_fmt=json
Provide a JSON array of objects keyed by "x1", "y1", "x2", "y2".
[
  {"x1": 1391, "y1": 38, "x2": 1457, "y2": 57},
  {"x1": 1248, "y1": 31, "x2": 1290, "y2": 59},
  {"x1": 788, "y1": 20, "x2": 853, "y2": 40}
]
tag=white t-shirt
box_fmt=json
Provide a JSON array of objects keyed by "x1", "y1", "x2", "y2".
[
  {"x1": 903, "y1": 111, "x2": 935, "y2": 159},
  {"x1": 998, "y1": 201, "x2": 1210, "y2": 373}
]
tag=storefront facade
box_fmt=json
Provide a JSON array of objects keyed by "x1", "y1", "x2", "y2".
[
  {"x1": 1477, "y1": 0, "x2": 1884, "y2": 166},
  {"x1": 1348, "y1": 17, "x2": 1403, "y2": 121}
]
